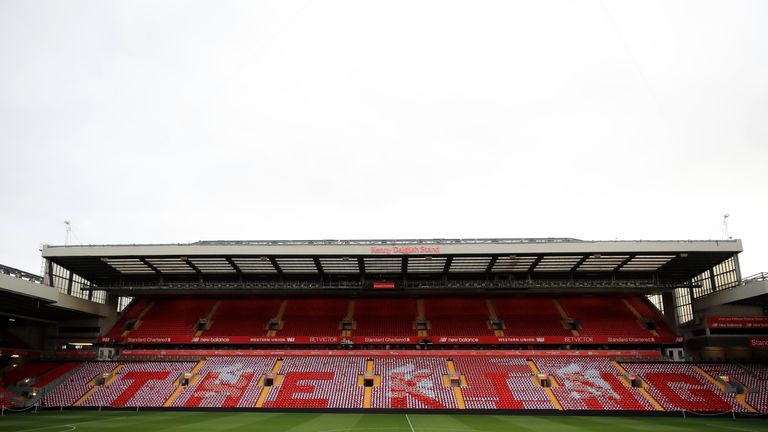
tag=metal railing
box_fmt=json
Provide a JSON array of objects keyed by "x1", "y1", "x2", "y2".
[
  {"x1": 0, "y1": 263, "x2": 43, "y2": 284},
  {"x1": 42, "y1": 237, "x2": 741, "y2": 248},
  {"x1": 742, "y1": 272, "x2": 768, "y2": 284},
  {"x1": 89, "y1": 278, "x2": 675, "y2": 292}
]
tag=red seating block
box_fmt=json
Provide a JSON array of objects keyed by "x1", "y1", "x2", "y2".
[
  {"x1": 34, "y1": 363, "x2": 80, "y2": 387},
  {"x1": 204, "y1": 299, "x2": 281, "y2": 337},
  {"x1": 277, "y1": 299, "x2": 348, "y2": 337},
  {"x1": 43, "y1": 362, "x2": 120, "y2": 407},
  {"x1": 559, "y1": 296, "x2": 648, "y2": 338},
  {"x1": 425, "y1": 298, "x2": 492, "y2": 337},
  {"x1": 104, "y1": 298, "x2": 149, "y2": 339},
  {"x1": 372, "y1": 357, "x2": 457, "y2": 409},
  {"x1": 623, "y1": 362, "x2": 744, "y2": 412},
  {"x1": 626, "y1": 296, "x2": 676, "y2": 338},
  {"x1": 454, "y1": 357, "x2": 554, "y2": 409},
  {"x1": 697, "y1": 363, "x2": 768, "y2": 413},
  {"x1": 534, "y1": 357, "x2": 652, "y2": 410},
  {"x1": 354, "y1": 299, "x2": 417, "y2": 336},
  {"x1": 263, "y1": 357, "x2": 365, "y2": 408},
  {"x1": 492, "y1": 297, "x2": 571, "y2": 336},
  {"x1": 80, "y1": 362, "x2": 195, "y2": 407},
  {"x1": 3, "y1": 362, "x2": 58, "y2": 386},
  {"x1": 127, "y1": 299, "x2": 214, "y2": 340},
  {"x1": 172, "y1": 357, "x2": 275, "y2": 408}
]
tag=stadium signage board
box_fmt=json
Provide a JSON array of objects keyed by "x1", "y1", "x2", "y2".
[
  {"x1": 749, "y1": 338, "x2": 768, "y2": 347},
  {"x1": 369, "y1": 246, "x2": 441, "y2": 254},
  {"x1": 706, "y1": 316, "x2": 768, "y2": 329},
  {"x1": 103, "y1": 334, "x2": 681, "y2": 345},
  {"x1": 118, "y1": 348, "x2": 662, "y2": 358},
  {"x1": 0, "y1": 348, "x2": 38, "y2": 356}
]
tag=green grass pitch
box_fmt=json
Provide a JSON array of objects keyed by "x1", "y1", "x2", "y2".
[{"x1": 2, "y1": 411, "x2": 768, "y2": 432}]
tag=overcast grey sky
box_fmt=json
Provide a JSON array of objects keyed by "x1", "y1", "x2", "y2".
[{"x1": 1, "y1": 0, "x2": 766, "y2": 277}]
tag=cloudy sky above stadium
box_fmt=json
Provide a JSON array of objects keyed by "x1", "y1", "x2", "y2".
[{"x1": 0, "y1": 0, "x2": 766, "y2": 277}]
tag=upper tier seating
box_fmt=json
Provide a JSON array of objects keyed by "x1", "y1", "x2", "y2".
[
  {"x1": 105, "y1": 298, "x2": 150, "y2": 339},
  {"x1": 372, "y1": 357, "x2": 458, "y2": 409},
  {"x1": 424, "y1": 298, "x2": 493, "y2": 336},
  {"x1": 172, "y1": 357, "x2": 275, "y2": 407},
  {"x1": 2, "y1": 362, "x2": 59, "y2": 386},
  {"x1": 126, "y1": 299, "x2": 215, "y2": 340},
  {"x1": 277, "y1": 299, "x2": 348, "y2": 337},
  {"x1": 0, "y1": 329, "x2": 30, "y2": 349},
  {"x1": 492, "y1": 297, "x2": 571, "y2": 336},
  {"x1": 34, "y1": 363, "x2": 81, "y2": 387},
  {"x1": 263, "y1": 356, "x2": 365, "y2": 408},
  {"x1": 533, "y1": 357, "x2": 653, "y2": 410},
  {"x1": 622, "y1": 362, "x2": 745, "y2": 412},
  {"x1": 453, "y1": 357, "x2": 554, "y2": 409},
  {"x1": 559, "y1": 296, "x2": 650, "y2": 338},
  {"x1": 626, "y1": 297, "x2": 676, "y2": 338},
  {"x1": 697, "y1": 363, "x2": 768, "y2": 412},
  {"x1": 203, "y1": 299, "x2": 281, "y2": 337},
  {"x1": 353, "y1": 299, "x2": 417, "y2": 336},
  {"x1": 100, "y1": 295, "x2": 674, "y2": 341}
]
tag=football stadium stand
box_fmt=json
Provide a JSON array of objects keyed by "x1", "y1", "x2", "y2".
[{"x1": 2, "y1": 238, "x2": 767, "y2": 415}]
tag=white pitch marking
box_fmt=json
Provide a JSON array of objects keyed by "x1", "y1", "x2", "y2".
[
  {"x1": 15, "y1": 425, "x2": 75, "y2": 432},
  {"x1": 405, "y1": 414, "x2": 415, "y2": 432}
]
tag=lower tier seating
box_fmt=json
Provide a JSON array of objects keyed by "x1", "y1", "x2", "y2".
[
  {"x1": 453, "y1": 357, "x2": 554, "y2": 409},
  {"x1": 263, "y1": 356, "x2": 365, "y2": 408},
  {"x1": 171, "y1": 357, "x2": 275, "y2": 408},
  {"x1": 1, "y1": 383, "x2": 22, "y2": 407},
  {"x1": 533, "y1": 357, "x2": 653, "y2": 410},
  {"x1": 697, "y1": 363, "x2": 768, "y2": 412},
  {"x1": 77, "y1": 362, "x2": 195, "y2": 407},
  {"x1": 372, "y1": 357, "x2": 458, "y2": 409},
  {"x1": 37, "y1": 358, "x2": 767, "y2": 412},
  {"x1": 43, "y1": 362, "x2": 120, "y2": 407},
  {"x1": 622, "y1": 362, "x2": 746, "y2": 412}
]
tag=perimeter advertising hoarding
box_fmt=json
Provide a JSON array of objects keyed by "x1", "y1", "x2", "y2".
[
  {"x1": 117, "y1": 348, "x2": 662, "y2": 358},
  {"x1": 706, "y1": 316, "x2": 768, "y2": 329},
  {"x1": 99, "y1": 334, "x2": 682, "y2": 345}
]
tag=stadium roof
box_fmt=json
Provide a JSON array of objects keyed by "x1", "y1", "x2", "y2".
[{"x1": 41, "y1": 238, "x2": 742, "y2": 294}]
